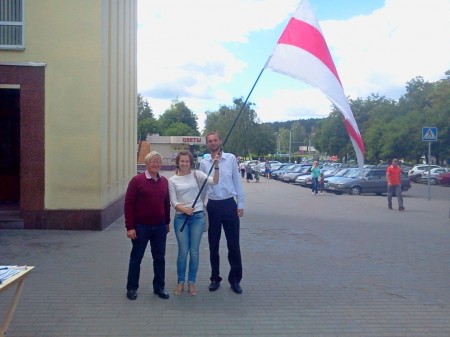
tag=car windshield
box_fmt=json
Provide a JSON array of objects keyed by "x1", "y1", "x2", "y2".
[
  {"x1": 271, "y1": 164, "x2": 283, "y2": 170},
  {"x1": 346, "y1": 169, "x2": 365, "y2": 178}
]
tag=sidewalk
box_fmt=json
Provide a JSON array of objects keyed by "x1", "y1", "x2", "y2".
[{"x1": 1, "y1": 174, "x2": 450, "y2": 337}]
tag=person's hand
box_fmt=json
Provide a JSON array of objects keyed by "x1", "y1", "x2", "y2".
[
  {"x1": 166, "y1": 224, "x2": 170, "y2": 233},
  {"x1": 184, "y1": 206, "x2": 194, "y2": 215},
  {"x1": 237, "y1": 209, "x2": 244, "y2": 217},
  {"x1": 213, "y1": 153, "x2": 221, "y2": 166},
  {"x1": 127, "y1": 229, "x2": 137, "y2": 240}
]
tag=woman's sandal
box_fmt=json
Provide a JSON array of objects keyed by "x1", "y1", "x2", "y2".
[
  {"x1": 174, "y1": 283, "x2": 184, "y2": 295},
  {"x1": 188, "y1": 284, "x2": 198, "y2": 296}
]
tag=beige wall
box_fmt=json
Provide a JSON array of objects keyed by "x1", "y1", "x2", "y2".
[{"x1": 0, "y1": 0, "x2": 137, "y2": 210}]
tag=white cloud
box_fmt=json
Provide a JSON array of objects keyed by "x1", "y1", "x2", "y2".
[
  {"x1": 138, "y1": 0, "x2": 450, "y2": 130},
  {"x1": 322, "y1": 0, "x2": 450, "y2": 99}
]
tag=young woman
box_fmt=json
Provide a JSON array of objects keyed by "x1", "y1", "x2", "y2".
[{"x1": 168, "y1": 150, "x2": 220, "y2": 296}]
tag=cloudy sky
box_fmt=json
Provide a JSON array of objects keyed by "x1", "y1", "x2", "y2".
[{"x1": 137, "y1": 0, "x2": 450, "y2": 130}]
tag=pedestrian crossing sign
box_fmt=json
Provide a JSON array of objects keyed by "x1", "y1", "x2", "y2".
[{"x1": 422, "y1": 127, "x2": 438, "y2": 141}]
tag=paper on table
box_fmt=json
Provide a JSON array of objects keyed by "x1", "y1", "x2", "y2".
[{"x1": 0, "y1": 266, "x2": 27, "y2": 284}]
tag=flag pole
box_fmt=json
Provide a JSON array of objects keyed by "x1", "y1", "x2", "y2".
[{"x1": 180, "y1": 68, "x2": 266, "y2": 232}]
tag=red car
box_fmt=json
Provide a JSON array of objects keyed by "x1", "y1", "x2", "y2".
[{"x1": 438, "y1": 172, "x2": 450, "y2": 185}]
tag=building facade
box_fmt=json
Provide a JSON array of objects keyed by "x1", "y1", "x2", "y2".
[
  {"x1": 0, "y1": 0, "x2": 137, "y2": 230},
  {"x1": 145, "y1": 135, "x2": 206, "y2": 170}
]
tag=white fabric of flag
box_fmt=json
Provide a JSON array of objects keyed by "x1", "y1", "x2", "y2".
[{"x1": 265, "y1": 0, "x2": 365, "y2": 167}]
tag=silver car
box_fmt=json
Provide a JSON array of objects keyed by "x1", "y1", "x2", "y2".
[{"x1": 326, "y1": 168, "x2": 411, "y2": 195}]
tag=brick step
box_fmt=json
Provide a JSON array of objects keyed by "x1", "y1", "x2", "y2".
[{"x1": 0, "y1": 210, "x2": 24, "y2": 229}]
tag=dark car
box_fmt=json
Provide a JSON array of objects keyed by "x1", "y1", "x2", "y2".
[
  {"x1": 438, "y1": 172, "x2": 450, "y2": 185},
  {"x1": 326, "y1": 168, "x2": 411, "y2": 195}
]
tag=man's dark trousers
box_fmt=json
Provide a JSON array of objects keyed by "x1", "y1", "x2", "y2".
[{"x1": 207, "y1": 197, "x2": 242, "y2": 285}]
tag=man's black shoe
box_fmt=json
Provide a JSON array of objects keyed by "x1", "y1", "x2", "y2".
[
  {"x1": 209, "y1": 280, "x2": 221, "y2": 292},
  {"x1": 126, "y1": 289, "x2": 137, "y2": 300},
  {"x1": 231, "y1": 283, "x2": 242, "y2": 294},
  {"x1": 154, "y1": 289, "x2": 170, "y2": 299}
]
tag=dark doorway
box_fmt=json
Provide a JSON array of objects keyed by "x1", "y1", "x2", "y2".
[{"x1": 0, "y1": 88, "x2": 20, "y2": 207}]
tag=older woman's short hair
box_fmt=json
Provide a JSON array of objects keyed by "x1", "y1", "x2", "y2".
[
  {"x1": 145, "y1": 151, "x2": 162, "y2": 164},
  {"x1": 175, "y1": 150, "x2": 194, "y2": 168}
]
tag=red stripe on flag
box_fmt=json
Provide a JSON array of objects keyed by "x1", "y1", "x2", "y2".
[
  {"x1": 344, "y1": 119, "x2": 365, "y2": 154},
  {"x1": 277, "y1": 18, "x2": 341, "y2": 85}
]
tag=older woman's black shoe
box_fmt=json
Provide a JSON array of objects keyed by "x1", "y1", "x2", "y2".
[{"x1": 126, "y1": 289, "x2": 137, "y2": 300}]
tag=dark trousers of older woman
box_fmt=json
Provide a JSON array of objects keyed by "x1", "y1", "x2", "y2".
[{"x1": 126, "y1": 222, "x2": 167, "y2": 292}]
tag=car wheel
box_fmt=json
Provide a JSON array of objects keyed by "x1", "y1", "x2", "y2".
[
  {"x1": 430, "y1": 178, "x2": 437, "y2": 185},
  {"x1": 350, "y1": 186, "x2": 362, "y2": 195},
  {"x1": 414, "y1": 175, "x2": 422, "y2": 183}
]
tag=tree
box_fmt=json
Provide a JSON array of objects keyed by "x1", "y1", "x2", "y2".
[
  {"x1": 158, "y1": 99, "x2": 199, "y2": 135},
  {"x1": 164, "y1": 122, "x2": 198, "y2": 136},
  {"x1": 137, "y1": 94, "x2": 154, "y2": 121},
  {"x1": 137, "y1": 94, "x2": 158, "y2": 140},
  {"x1": 204, "y1": 98, "x2": 260, "y2": 157}
]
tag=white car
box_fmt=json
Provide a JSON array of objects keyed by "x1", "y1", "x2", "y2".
[
  {"x1": 408, "y1": 164, "x2": 441, "y2": 183},
  {"x1": 421, "y1": 167, "x2": 450, "y2": 184}
]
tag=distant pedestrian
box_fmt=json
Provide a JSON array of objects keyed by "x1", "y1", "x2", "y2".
[
  {"x1": 386, "y1": 158, "x2": 405, "y2": 211},
  {"x1": 254, "y1": 167, "x2": 260, "y2": 183},
  {"x1": 264, "y1": 159, "x2": 271, "y2": 178},
  {"x1": 311, "y1": 161, "x2": 321, "y2": 195},
  {"x1": 246, "y1": 163, "x2": 253, "y2": 183},
  {"x1": 239, "y1": 161, "x2": 246, "y2": 178}
]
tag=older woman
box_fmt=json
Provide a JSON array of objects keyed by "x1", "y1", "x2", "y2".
[{"x1": 168, "y1": 150, "x2": 220, "y2": 296}]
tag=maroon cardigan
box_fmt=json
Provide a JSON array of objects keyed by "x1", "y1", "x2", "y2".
[{"x1": 124, "y1": 173, "x2": 170, "y2": 230}]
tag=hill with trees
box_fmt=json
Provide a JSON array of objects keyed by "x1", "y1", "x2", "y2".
[{"x1": 138, "y1": 71, "x2": 450, "y2": 165}]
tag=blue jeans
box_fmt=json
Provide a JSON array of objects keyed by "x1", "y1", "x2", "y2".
[
  {"x1": 126, "y1": 223, "x2": 167, "y2": 291},
  {"x1": 174, "y1": 212, "x2": 205, "y2": 284},
  {"x1": 311, "y1": 177, "x2": 319, "y2": 194}
]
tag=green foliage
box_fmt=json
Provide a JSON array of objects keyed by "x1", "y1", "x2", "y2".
[
  {"x1": 137, "y1": 94, "x2": 158, "y2": 140},
  {"x1": 158, "y1": 99, "x2": 199, "y2": 136},
  {"x1": 164, "y1": 122, "x2": 198, "y2": 136},
  {"x1": 204, "y1": 98, "x2": 261, "y2": 156},
  {"x1": 137, "y1": 71, "x2": 450, "y2": 165}
]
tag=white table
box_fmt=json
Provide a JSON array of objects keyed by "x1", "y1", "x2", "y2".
[{"x1": 0, "y1": 266, "x2": 34, "y2": 336}]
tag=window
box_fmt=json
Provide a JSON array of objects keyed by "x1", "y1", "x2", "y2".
[{"x1": 0, "y1": 0, "x2": 24, "y2": 49}]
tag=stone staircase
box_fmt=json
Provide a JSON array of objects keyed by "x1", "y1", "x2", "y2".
[{"x1": 0, "y1": 209, "x2": 24, "y2": 229}]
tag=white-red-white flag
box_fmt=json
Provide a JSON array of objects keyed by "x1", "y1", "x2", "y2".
[{"x1": 265, "y1": 0, "x2": 365, "y2": 167}]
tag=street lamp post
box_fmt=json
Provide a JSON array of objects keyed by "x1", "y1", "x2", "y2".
[{"x1": 289, "y1": 130, "x2": 292, "y2": 163}]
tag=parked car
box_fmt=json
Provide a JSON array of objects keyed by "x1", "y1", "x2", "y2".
[
  {"x1": 323, "y1": 167, "x2": 358, "y2": 187},
  {"x1": 275, "y1": 164, "x2": 302, "y2": 181},
  {"x1": 408, "y1": 164, "x2": 441, "y2": 183},
  {"x1": 438, "y1": 172, "x2": 450, "y2": 185},
  {"x1": 295, "y1": 167, "x2": 335, "y2": 187},
  {"x1": 326, "y1": 168, "x2": 411, "y2": 195},
  {"x1": 264, "y1": 163, "x2": 291, "y2": 178},
  {"x1": 282, "y1": 165, "x2": 312, "y2": 183},
  {"x1": 271, "y1": 163, "x2": 298, "y2": 180},
  {"x1": 421, "y1": 167, "x2": 450, "y2": 184}
]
